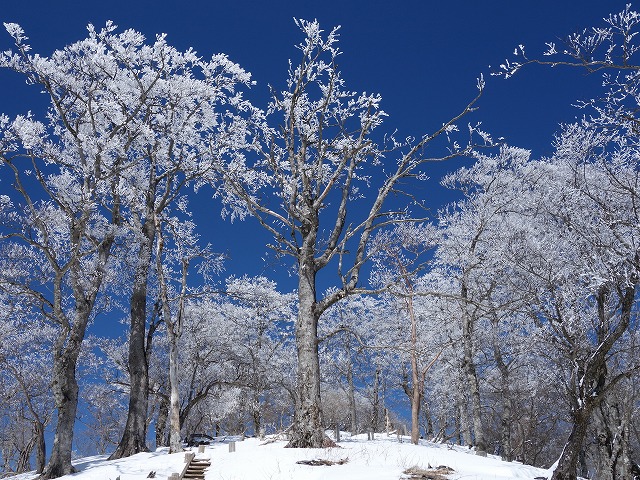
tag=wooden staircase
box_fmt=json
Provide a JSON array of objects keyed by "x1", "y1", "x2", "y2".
[
  {"x1": 169, "y1": 452, "x2": 211, "y2": 480},
  {"x1": 182, "y1": 458, "x2": 211, "y2": 480}
]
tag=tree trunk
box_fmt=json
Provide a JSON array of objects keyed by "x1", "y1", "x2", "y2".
[
  {"x1": 593, "y1": 400, "x2": 632, "y2": 480},
  {"x1": 461, "y1": 284, "x2": 486, "y2": 455},
  {"x1": 551, "y1": 408, "x2": 592, "y2": 480},
  {"x1": 41, "y1": 298, "x2": 96, "y2": 480},
  {"x1": 492, "y1": 327, "x2": 512, "y2": 461},
  {"x1": 410, "y1": 382, "x2": 421, "y2": 444},
  {"x1": 286, "y1": 257, "x2": 324, "y2": 448},
  {"x1": 41, "y1": 342, "x2": 81, "y2": 478},
  {"x1": 155, "y1": 222, "x2": 185, "y2": 455},
  {"x1": 552, "y1": 283, "x2": 636, "y2": 480},
  {"x1": 371, "y1": 367, "x2": 380, "y2": 432},
  {"x1": 458, "y1": 401, "x2": 473, "y2": 447},
  {"x1": 408, "y1": 293, "x2": 422, "y2": 445},
  {"x1": 346, "y1": 351, "x2": 357, "y2": 436},
  {"x1": 35, "y1": 420, "x2": 46, "y2": 474},
  {"x1": 155, "y1": 396, "x2": 169, "y2": 448},
  {"x1": 168, "y1": 332, "x2": 183, "y2": 453},
  {"x1": 110, "y1": 286, "x2": 150, "y2": 458},
  {"x1": 110, "y1": 221, "x2": 154, "y2": 459}
]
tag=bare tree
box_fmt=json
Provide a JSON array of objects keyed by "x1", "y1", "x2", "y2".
[{"x1": 220, "y1": 19, "x2": 486, "y2": 447}]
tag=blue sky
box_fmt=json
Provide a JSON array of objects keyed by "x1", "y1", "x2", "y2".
[{"x1": 0, "y1": 1, "x2": 629, "y2": 292}]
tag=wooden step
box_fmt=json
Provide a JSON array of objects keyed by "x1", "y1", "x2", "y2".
[{"x1": 179, "y1": 453, "x2": 210, "y2": 480}]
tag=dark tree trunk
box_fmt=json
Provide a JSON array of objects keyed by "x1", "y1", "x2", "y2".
[
  {"x1": 552, "y1": 283, "x2": 636, "y2": 480},
  {"x1": 41, "y1": 196, "x2": 117, "y2": 478},
  {"x1": 109, "y1": 287, "x2": 150, "y2": 458},
  {"x1": 371, "y1": 367, "x2": 380, "y2": 432},
  {"x1": 593, "y1": 400, "x2": 632, "y2": 480},
  {"x1": 35, "y1": 420, "x2": 46, "y2": 474},
  {"x1": 551, "y1": 408, "x2": 592, "y2": 480},
  {"x1": 41, "y1": 350, "x2": 80, "y2": 478},
  {"x1": 110, "y1": 221, "x2": 155, "y2": 459},
  {"x1": 155, "y1": 396, "x2": 169, "y2": 448},
  {"x1": 41, "y1": 324, "x2": 87, "y2": 479}
]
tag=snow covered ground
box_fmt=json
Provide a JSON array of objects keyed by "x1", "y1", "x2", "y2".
[{"x1": 9, "y1": 433, "x2": 552, "y2": 480}]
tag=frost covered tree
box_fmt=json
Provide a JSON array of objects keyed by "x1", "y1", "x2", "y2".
[
  {"x1": 436, "y1": 146, "x2": 538, "y2": 455},
  {"x1": 443, "y1": 136, "x2": 640, "y2": 477},
  {"x1": 154, "y1": 216, "x2": 223, "y2": 453},
  {"x1": 220, "y1": 276, "x2": 296, "y2": 435},
  {"x1": 0, "y1": 297, "x2": 54, "y2": 474},
  {"x1": 495, "y1": 7, "x2": 640, "y2": 478},
  {"x1": 507, "y1": 129, "x2": 640, "y2": 480},
  {"x1": 0, "y1": 23, "x2": 128, "y2": 477},
  {"x1": 97, "y1": 27, "x2": 257, "y2": 460},
  {"x1": 220, "y1": 19, "x2": 486, "y2": 448},
  {"x1": 368, "y1": 223, "x2": 445, "y2": 445},
  {"x1": 319, "y1": 294, "x2": 384, "y2": 437},
  {"x1": 0, "y1": 21, "x2": 258, "y2": 470}
]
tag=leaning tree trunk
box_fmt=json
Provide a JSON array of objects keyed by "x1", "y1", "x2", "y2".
[
  {"x1": 286, "y1": 255, "x2": 324, "y2": 448},
  {"x1": 552, "y1": 283, "x2": 636, "y2": 480},
  {"x1": 11, "y1": 365, "x2": 48, "y2": 474},
  {"x1": 41, "y1": 211, "x2": 115, "y2": 478},
  {"x1": 551, "y1": 408, "x2": 593, "y2": 480},
  {"x1": 16, "y1": 435, "x2": 36, "y2": 474},
  {"x1": 110, "y1": 220, "x2": 155, "y2": 459}
]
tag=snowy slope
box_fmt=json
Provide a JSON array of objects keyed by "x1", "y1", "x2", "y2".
[{"x1": 10, "y1": 433, "x2": 552, "y2": 480}]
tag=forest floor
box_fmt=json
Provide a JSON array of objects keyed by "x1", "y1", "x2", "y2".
[{"x1": 9, "y1": 432, "x2": 553, "y2": 480}]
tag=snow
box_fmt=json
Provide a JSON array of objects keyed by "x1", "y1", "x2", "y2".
[{"x1": 10, "y1": 433, "x2": 551, "y2": 480}]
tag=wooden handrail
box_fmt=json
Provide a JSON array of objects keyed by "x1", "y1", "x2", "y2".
[{"x1": 169, "y1": 452, "x2": 195, "y2": 480}]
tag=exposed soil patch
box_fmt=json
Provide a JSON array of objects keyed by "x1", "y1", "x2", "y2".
[
  {"x1": 403, "y1": 465, "x2": 455, "y2": 480},
  {"x1": 296, "y1": 457, "x2": 349, "y2": 466}
]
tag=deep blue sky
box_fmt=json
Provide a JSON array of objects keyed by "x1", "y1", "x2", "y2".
[{"x1": 0, "y1": 1, "x2": 628, "y2": 291}]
